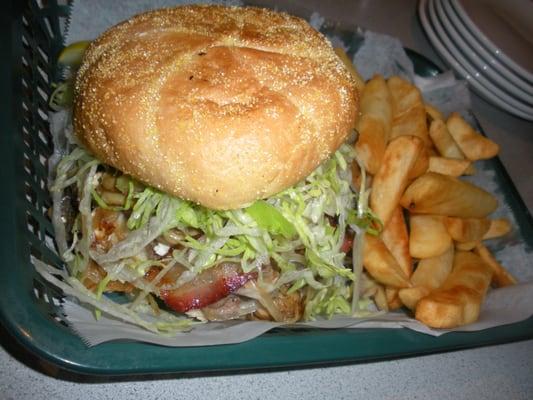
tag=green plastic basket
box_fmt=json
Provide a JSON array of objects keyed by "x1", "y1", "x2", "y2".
[{"x1": 1, "y1": 0, "x2": 532, "y2": 377}]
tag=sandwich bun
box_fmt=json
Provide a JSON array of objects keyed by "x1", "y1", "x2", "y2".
[{"x1": 74, "y1": 5, "x2": 358, "y2": 209}]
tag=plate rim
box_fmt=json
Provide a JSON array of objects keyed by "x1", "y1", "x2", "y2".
[
  {"x1": 419, "y1": 0, "x2": 533, "y2": 120},
  {"x1": 436, "y1": 0, "x2": 533, "y2": 104},
  {"x1": 450, "y1": 0, "x2": 533, "y2": 82},
  {"x1": 428, "y1": 0, "x2": 533, "y2": 113},
  {"x1": 440, "y1": 0, "x2": 533, "y2": 92}
]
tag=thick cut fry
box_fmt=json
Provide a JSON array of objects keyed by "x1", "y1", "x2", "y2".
[
  {"x1": 444, "y1": 217, "x2": 491, "y2": 243},
  {"x1": 411, "y1": 244, "x2": 455, "y2": 288},
  {"x1": 425, "y1": 103, "x2": 444, "y2": 122},
  {"x1": 463, "y1": 164, "x2": 476, "y2": 175},
  {"x1": 400, "y1": 172, "x2": 498, "y2": 218},
  {"x1": 409, "y1": 214, "x2": 452, "y2": 258},
  {"x1": 415, "y1": 251, "x2": 493, "y2": 328},
  {"x1": 399, "y1": 287, "x2": 430, "y2": 310},
  {"x1": 355, "y1": 115, "x2": 387, "y2": 175},
  {"x1": 428, "y1": 146, "x2": 439, "y2": 157},
  {"x1": 455, "y1": 241, "x2": 479, "y2": 251},
  {"x1": 361, "y1": 275, "x2": 379, "y2": 298},
  {"x1": 388, "y1": 76, "x2": 430, "y2": 146},
  {"x1": 402, "y1": 245, "x2": 454, "y2": 309},
  {"x1": 408, "y1": 147, "x2": 430, "y2": 180},
  {"x1": 360, "y1": 74, "x2": 393, "y2": 139},
  {"x1": 428, "y1": 156, "x2": 471, "y2": 177},
  {"x1": 388, "y1": 76, "x2": 421, "y2": 113},
  {"x1": 351, "y1": 160, "x2": 363, "y2": 189},
  {"x1": 483, "y1": 218, "x2": 512, "y2": 240},
  {"x1": 374, "y1": 284, "x2": 389, "y2": 311},
  {"x1": 334, "y1": 48, "x2": 365, "y2": 95},
  {"x1": 390, "y1": 106, "x2": 429, "y2": 144},
  {"x1": 446, "y1": 113, "x2": 500, "y2": 160},
  {"x1": 370, "y1": 135, "x2": 424, "y2": 226},
  {"x1": 381, "y1": 207, "x2": 413, "y2": 311},
  {"x1": 363, "y1": 234, "x2": 411, "y2": 288},
  {"x1": 385, "y1": 287, "x2": 403, "y2": 310},
  {"x1": 428, "y1": 119, "x2": 465, "y2": 159},
  {"x1": 474, "y1": 243, "x2": 517, "y2": 287},
  {"x1": 381, "y1": 207, "x2": 412, "y2": 277}
]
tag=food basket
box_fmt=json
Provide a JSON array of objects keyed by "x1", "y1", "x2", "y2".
[{"x1": 1, "y1": 0, "x2": 532, "y2": 376}]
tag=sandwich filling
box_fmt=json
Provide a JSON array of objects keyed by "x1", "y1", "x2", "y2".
[{"x1": 47, "y1": 137, "x2": 379, "y2": 333}]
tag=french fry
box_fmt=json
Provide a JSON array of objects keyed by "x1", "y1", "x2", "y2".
[
  {"x1": 463, "y1": 164, "x2": 476, "y2": 175},
  {"x1": 374, "y1": 284, "x2": 389, "y2": 311},
  {"x1": 401, "y1": 245, "x2": 454, "y2": 309},
  {"x1": 428, "y1": 120, "x2": 476, "y2": 174},
  {"x1": 400, "y1": 172, "x2": 498, "y2": 218},
  {"x1": 388, "y1": 76, "x2": 420, "y2": 113},
  {"x1": 444, "y1": 217, "x2": 491, "y2": 243},
  {"x1": 411, "y1": 244, "x2": 455, "y2": 288},
  {"x1": 409, "y1": 214, "x2": 452, "y2": 258},
  {"x1": 334, "y1": 47, "x2": 365, "y2": 95},
  {"x1": 408, "y1": 146, "x2": 430, "y2": 180},
  {"x1": 360, "y1": 74, "x2": 393, "y2": 139},
  {"x1": 381, "y1": 207, "x2": 412, "y2": 311},
  {"x1": 388, "y1": 76, "x2": 430, "y2": 146},
  {"x1": 428, "y1": 146, "x2": 440, "y2": 157},
  {"x1": 355, "y1": 115, "x2": 387, "y2": 175},
  {"x1": 398, "y1": 286, "x2": 431, "y2": 310},
  {"x1": 455, "y1": 240, "x2": 479, "y2": 251},
  {"x1": 426, "y1": 107, "x2": 479, "y2": 175},
  {"x1": 363, "y1": 234, "x2": 411, "y2": 288},
  {"x1": 390, "y1": 106, "x2": 429, "y2": 144},
  {"x1": 362, "y1": 276, "x2": 390, "y2": 311},
  {"x1": 483, "y1": 218, "x2": 512, "y2": 240},
  {"x1": 361, "y1": 275, "x2": 379, "y2": 298},
  {"x1": 428, "y1": 156, "x2": 471, "y2": 177},
  {"x1": 385, "y1": 287, "x2": 403, "y2": 310},
  {"x1": 474, "y1": 243, "x2": 517, "y2": 287},
  {"x1": 415, "y1": 251, "x2": 493, "y2": 328},
  {"x1": 381, "y1": 207, "x2": 412, "y2": 277},
  {"x1": 446, "y1": 113, "x2": 500, "y2": 160},
  {"x1": 370, "y1": 135, "x2": 424, "y2": 226},
  {"x1": 425, "y1": 103, "x2": 444, "y2": 122},
  {"x1": 428, "y1": 119, "x2": 465, "y2": 159}
]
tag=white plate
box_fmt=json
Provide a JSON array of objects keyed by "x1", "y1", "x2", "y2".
[
  {"x1": 458, "y1": 0, "x2": 533, "y2": 73},
  {"x1": 435, "y1": 0, "x2": 533, "y2": 105},
  {"x1": 451, "y1": 0, "x2": 533, "y2": 83},
  {"x1": 418, "y1": 0, "x2": 533, "y2": 120},
  {"x1": 427, "y1": 0, "x2": 533, "y2": 117},
  {"x1": 440, "y1": 0, "x2": 533, "y2": 98}
]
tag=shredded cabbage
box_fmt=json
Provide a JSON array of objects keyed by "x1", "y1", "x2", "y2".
[
  {"x1": 34, "y1": 259, "x2": 195, "y2": 334},
  {"x1": 49, "y1": 136, "x2": 381, "y2": 331}
]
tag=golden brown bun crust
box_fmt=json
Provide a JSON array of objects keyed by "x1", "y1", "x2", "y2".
[{"x1": 74, "y1": 5, "x2": 358, "y2": 209}]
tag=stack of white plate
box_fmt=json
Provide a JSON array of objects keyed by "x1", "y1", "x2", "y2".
[{"x1": 418, "y1": 0, "x2": 533, "y2": 120}]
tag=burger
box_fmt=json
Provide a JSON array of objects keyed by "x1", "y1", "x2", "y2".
[{"x1": 47, "y1": 5, "x2": 376, "y2": 333}]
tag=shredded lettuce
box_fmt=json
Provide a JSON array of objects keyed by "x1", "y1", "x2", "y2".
[
  {"x1": 90, "y1": 196, "x2": 181, "y2": 265},
  {"x1": 50, "y1": 139, "x2": 381, "y2": 330},
  {"x1": 245, "y1": 200, "x2": 297, "y2": 239},
  {"x1": 34, "y1": 259, "x2": 195, "y2": 334}
]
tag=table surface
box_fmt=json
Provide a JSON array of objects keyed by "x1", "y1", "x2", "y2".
[{"x1": 2, "y1": 1, "x2": 532, "y2": 399}]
